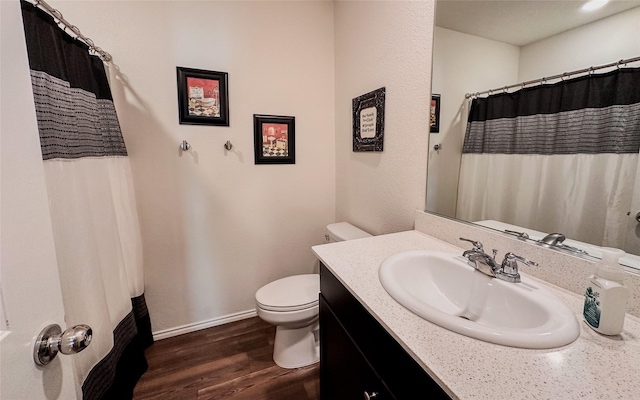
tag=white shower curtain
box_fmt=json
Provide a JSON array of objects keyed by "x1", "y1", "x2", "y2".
[
  {"x1": 43, "y1": 158, "x2": 148, "y2": 398},
  {"x1": 457, "y1": 152, "x2": 639, "y2": 247},
  {"x1": 21, "y1": 2, "x2": 151, "y2": 398}
]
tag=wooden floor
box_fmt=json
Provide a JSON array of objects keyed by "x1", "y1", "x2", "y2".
[{"x1": 133, "y1": 317, "x2": 320, "y2": 400}]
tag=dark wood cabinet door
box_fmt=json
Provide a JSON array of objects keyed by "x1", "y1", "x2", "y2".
[
  {"x1": 320, "y1": 263, "x2": 451, "y2": 400},
  {"x1": 320, "y1": 295, "x2": 394, "y2": 400}
]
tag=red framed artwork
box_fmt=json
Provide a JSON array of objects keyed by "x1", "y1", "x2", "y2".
[
  {"x1": 253, "y1": 114, "x2": 295, "y2": 164},
  {"x1": 430, "y1": 94, "x2": 441, "y2": 133},
  {"x1": 176, "y1": 67, "x2": 229, "y2": 126}
]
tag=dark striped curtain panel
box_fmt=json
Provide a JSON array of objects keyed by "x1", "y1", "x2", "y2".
[{"x1": 463, "y1": 68, "x2": 640, "y2": 155}]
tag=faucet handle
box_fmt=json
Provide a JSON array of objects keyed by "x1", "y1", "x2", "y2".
[
  {"x1": 506, "y1": 253, "x2": 538, "y2": 267},
  {"x1": 505, "y1": 229, "x2": 529, "y2": 239},
  {"x1": 500, "y1": 253, "x2": 538, "y2": 283},
  {"x1": 459, "y1": 237, "x2": 483, "y2": 252}
]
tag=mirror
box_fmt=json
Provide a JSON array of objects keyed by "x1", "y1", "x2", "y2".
[{"x1": 427, "y1": 1, "x2": 640, "y2": 268}]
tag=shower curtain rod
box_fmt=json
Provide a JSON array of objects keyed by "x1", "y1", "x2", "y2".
[
  {"x1": 465, "y1": 55, "x2": 640, "y2": 99},
  {"x1": 31, "y1": 0, "x2": 112, "y2": 62}
]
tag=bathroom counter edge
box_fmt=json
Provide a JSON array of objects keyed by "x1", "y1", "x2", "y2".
[{"x1": 312, "y1": 230, "x2": 640, "y2": 400}]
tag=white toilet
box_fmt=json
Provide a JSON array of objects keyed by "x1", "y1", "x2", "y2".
[{"x1": 255, "y1": 222, "x2": 372, "y2": 369}]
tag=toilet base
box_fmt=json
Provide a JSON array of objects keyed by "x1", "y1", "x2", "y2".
[{"x1": 273, "y1": 320, "x2": 319, "y2": 369}]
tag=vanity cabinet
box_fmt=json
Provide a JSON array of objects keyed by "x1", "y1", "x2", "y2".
[{"x1": 319, "y1": 263, "x2": 451, "y2": 400}]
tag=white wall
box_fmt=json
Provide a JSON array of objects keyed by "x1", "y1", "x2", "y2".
[
  {"x1": 334, "y1": 1, "x2": 434, "y2": 235},
  {"x1": 519, "y1": 7, "x2": 640, "y2": 81},
  {"x1": 56, "y1": 1, "x2": 336, "y2": 333},
  {"x1": 428, "y1": 27, "x2": 519, "y2": 217}
]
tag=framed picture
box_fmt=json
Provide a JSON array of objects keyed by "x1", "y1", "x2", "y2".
[
  {"x1": 176, "y1": 67, "x2": 229, "y2": 126},
  {"x1": 353, "y1": 87, "x2": 385, "y2": 152},
  {"x1": 430, "y1": 94, "x2": 441, "y2": 133},
  {"x1": 253, "y1": 114, "x2": 295, "y2": 164}
]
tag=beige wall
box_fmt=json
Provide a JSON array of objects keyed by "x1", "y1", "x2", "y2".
[
  {"x1": 46, "y1": 0, "x2": 437, "y2": 335},
  {"x1": 334, "y1": 1, "x2": 434, "y2": 235},
  {"x1": 428, "y1": 27, "x2": 519, "y2": 217},
  {"x1": 57, "y1": 0, "x2": 336, "y2": 333},
  {"x1": 519, "y1": 7, "x2": 640, "y2": 82}
]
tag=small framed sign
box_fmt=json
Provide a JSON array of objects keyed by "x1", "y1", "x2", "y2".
[
  {"x1": 253, "y1": 114, "x2": 295, "y2": 165},
  {"x1": 430, "y1": 94, "x2": 441, "y2": 133},
  {"x1": 353, "y1": 87, "x2": 385, "y2": 152},
  {"x1": 176, "y1": 67, "x2": 229, "y2": 126}
]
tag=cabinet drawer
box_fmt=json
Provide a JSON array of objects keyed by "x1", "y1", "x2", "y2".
[{"x1": 320, "y1": 263, "x2": 450, "y2": 399}]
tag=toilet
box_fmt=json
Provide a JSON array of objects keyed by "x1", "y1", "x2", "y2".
[{"x1": 255, "y1": 222, "x2": 372, "y2": 368}]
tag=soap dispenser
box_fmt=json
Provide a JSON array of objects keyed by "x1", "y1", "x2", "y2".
[{"x1": 583, "y1": 248, "x2": 628, "y2": 335}]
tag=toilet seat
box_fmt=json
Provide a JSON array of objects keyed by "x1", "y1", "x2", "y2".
[{"x1": 255, "y1": 274, "x2": 319, "y2": 312}]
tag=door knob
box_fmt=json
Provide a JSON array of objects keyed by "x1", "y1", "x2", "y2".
[{"x1": 33, "y1": 324, "x2": 92, "y2": 366}]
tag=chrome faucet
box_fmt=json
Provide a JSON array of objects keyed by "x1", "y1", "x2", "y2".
[
  {"x1": 539, "y1": 232, "x2": 588, "y2": 255},
  {"x1": 540, "y1": 233, "x2": 566, "y2": 246},
  {"x1": 459, "y1": 238, "x2": 538, "y2": 283}
]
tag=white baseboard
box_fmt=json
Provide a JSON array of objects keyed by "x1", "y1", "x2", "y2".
[{"x1": 152, "y1": 309, "x2": 258, "y2": 341}]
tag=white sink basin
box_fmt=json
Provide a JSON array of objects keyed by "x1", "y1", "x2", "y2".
[{"x1": 379, "y1": 250, "x2": 580, "y2": 349}]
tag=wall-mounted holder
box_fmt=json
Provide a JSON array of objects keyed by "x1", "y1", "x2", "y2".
[
  {"x1": 224, "y1": 140, "x2": 233, "y2": 151},
  {"x1": 433, "y1": 143, "x2": 442, "y2": 151},
  {"x1": 180, "y1": 140, "x2": 191, "y2": 151}
]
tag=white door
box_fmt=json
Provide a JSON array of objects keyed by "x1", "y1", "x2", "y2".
[{"x1": 0, "y1": 1, "x2": 77, "y2": 398}]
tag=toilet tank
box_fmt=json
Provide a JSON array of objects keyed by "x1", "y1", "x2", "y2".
[{"x1": 325, "y1": 222, "x2": 372, "y2": 242}]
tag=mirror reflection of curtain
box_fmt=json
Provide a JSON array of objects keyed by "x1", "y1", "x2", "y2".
[
  {"x1": 457, "y1": 67, "x2": 640, "y2": 249},
  {"x1": 21, "y1": 2, "x2": 152, "y2": 399}
]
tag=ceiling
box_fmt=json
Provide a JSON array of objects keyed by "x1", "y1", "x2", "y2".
[{"x1": 435, "y1": 0, "x2": 640, "y2": 46}]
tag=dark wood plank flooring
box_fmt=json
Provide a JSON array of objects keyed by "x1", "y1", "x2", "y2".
[{"x1": 133, "y1": 317, "x2": 320, "y2": 400}]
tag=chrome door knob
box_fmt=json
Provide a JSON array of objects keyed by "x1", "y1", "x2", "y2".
[
  {"x1": 34, "y1": 324, "x2": 92, "y2": 366},
  {"x1": 58, "y1": 324, "x2": 93, "y2": 355}
]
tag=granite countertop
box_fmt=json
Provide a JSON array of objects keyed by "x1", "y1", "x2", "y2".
[{"x1": 312, "y1": 230, "x2": 640, "y2": 400}]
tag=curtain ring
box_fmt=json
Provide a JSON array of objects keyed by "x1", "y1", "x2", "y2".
[
  {"x1": 617, "y1": 59, "x2": 625, "y2": 69},
  {"x1": 588, "y1": 67, "x2": 594, "y2": 76},
  {"x1": 489, "y1": 89, "x2": 493, "y2": 95},
  {"x1": 541, "y1": 77, "x2": 547, "y2": 85},
  {"x1": 51, "y1": 8, "x2": 63, "y2": 21},
  {"x1": 521, "y1": 82, "x2": 525, "y2": 90},
  {"x1": 503, "y1": 86, "x2": 508, "y2": 93}
]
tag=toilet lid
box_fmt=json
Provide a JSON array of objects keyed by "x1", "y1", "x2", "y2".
[{"x1": 256, "y1": 274, "x2": 319, "y2": 312}]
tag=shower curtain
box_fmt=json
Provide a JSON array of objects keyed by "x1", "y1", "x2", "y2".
[
  {"x1": 457, "y1": 67, "x2": 640, "y2": 248},
  {"x1": 21, "y1": 2, "x2": 152, "y2": 399}
]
